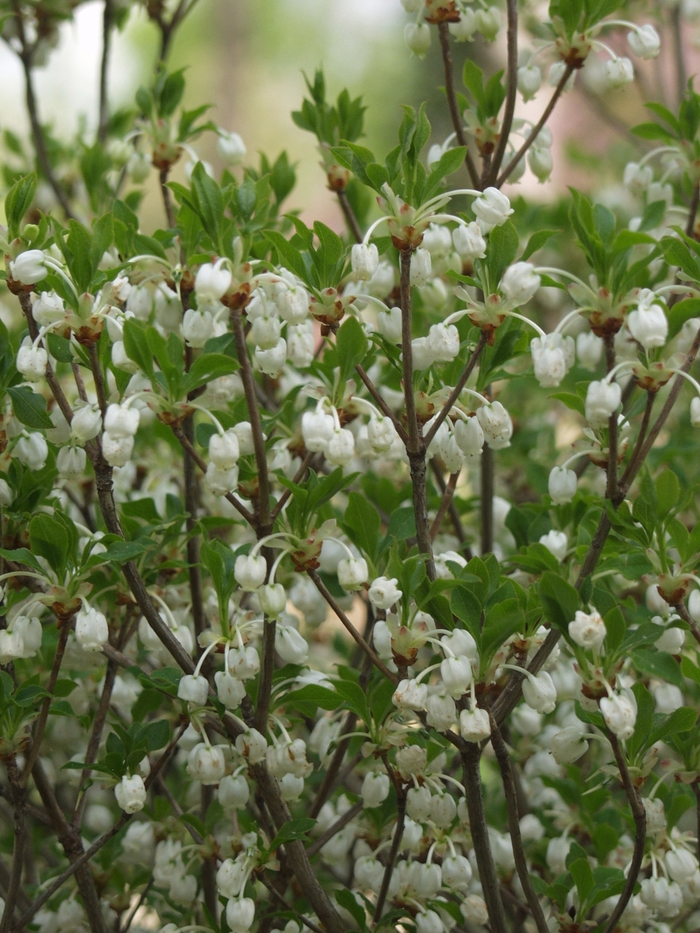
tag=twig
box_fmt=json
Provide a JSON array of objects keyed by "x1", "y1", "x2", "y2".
[
  {"x1": 430, "y1": 470, "x2": 459, "y2": 541},
  {"x1": 497, "y1": 63, "x2": 575, "y2": 187},
  {"x1": 685, "y1": 179, "x2": 700, "y2": 239},
  {"x1": 670, "y1": 3, "x2": 687, "y2": 108},
  {"x1": 437, "y1": 23, "x2": 480, "y2": 188},
  {"x1": 270, "y1": 450, "x2": 315, "y2": 522},
  {"x1": 10, "y1": 4, "x2": 75, "y2": 218},
  {"x1": 400, "y1": 251, "x2": 419, "y2": 454},
  {"x1": 355, "y1": 364, "x2": 408, "y2": 443},
  {"x1": 604, "y1": 335, "x2": 618, "y2": 501},
  {"x1": 0, "y1": 759, "x2": 26, "y2": 933},
  {"x1": 159, "y1": 167, "x2": 176, "y2": 229},
  {"x1": 423, "y1": 332, "x2": 487, "y2": 447},
  {"x1": 305, "y1": 800, "x2": 363, "y2": 857},
  {"x1": 98, "y1": 0, "x2": 113, "y2": 144},
  {"x1": 257, "y1": 875, "x2": 326, "y2": 933},
  {"x1": 308, "y1": 713, "x2": 359, "y2": 819},
  {"x1": 489, "y1": 716, "x2": 550, "y2": 933},
  {"x1": 336, "y1": 189, "x2": 363, "y2": 244},
  {"x1": 602, "y1": 732, "x2": 646, "y2": 933},
  {"x1": 461, "y1": 744, "x2": 508, "y2": 933},
  {"x1": 481, "y1": 442, "x2": 494, "y2": 555},
  {"x1": 120, "y1": 880, "x2": 153, "y2": 933},
  {"x1": 487, "y1": 0, "x2": 518, "y2": 187},
  {"x1": 372, "y1": 792, "x2": 406, "y2": 922},
  {"x1": 307, "y1": 570, "x2": 398, "y2": 683}
]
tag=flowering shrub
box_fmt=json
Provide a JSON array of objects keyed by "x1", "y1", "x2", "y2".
[{"x1": 2, "y1": 1, "x2": 700, "y2": 933}]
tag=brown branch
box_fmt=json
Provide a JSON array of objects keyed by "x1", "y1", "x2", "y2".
[
  {"x1": 497, "y1": 63, "x2": 575, "y2": 187},
  {"x1": 430, "y1": 470, "x2": 459, "y2": 541},
  {"x1": 489, "y1": 716, "x2": 550, "y2": 933},
  {"x1": 423, "y1": 332, "x2": 487, "y2": 447},
  {"x1": 604, "y1": 335, "x2": 618, "y2": 501},
  {"x1": 481, "y1": 442, "x2": 494, "y2": 555},
  {"x1": 372, "y1": 791, "x2": 406, "y2": 922},
  {"x1": 336, "y1": 189, "x2": 363, "y2": 244},
  {"x1": 98, "y1": 0, "x2": 113, "y2": 144},
  {"x1": 270, "y1": 450, "x2": 315, "y2": 522},
  {"x1": 308, "y1": 713, "x2": 359, "y2": 819},
  {"x1": 0, "y1": 759, "x2": 26, "y2": 933},
  {"x1": 602, "y1": 732, "x2": 646, "y2": 933},
  {"x1": 437, "y1": 23, "x2": 480, "y2": 188},
  {"x1": 307, "y1": 570, "x2": 398, "y2": 683},
  {"x1": 487, "y1": 0, "x2": 518, "y2": 187},
  {"x1": 305, "y1": 799, "x2": 363, "y2": 857},
  {"x1": 355, "y1": 364, "x2": 408, "y2": 443}
]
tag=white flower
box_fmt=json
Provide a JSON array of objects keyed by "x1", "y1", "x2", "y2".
[
  {"x1": 426, "y1": 692, "x2": 457, "y2": 730},
  {"x1": 275, "y1": 624, "x2": 309, "y2": 664},
  {"x1": 605, "y1": 57, "x2": 634, "y2": 89},
  {"x1": 539, "y1": 529, "x2": 568, "y2": 562},
  {"x1": 362, "y1": 771, "x2": 390, "y2": 808},
  {"x1": 623, "y1": 161, "x2": 653, "y2": 194},
  {"x1": 226, "y1": 897, "x2": 255, "y2": 933},
  {"x1": 177, "y1": 674, "x2": 209, "y2": 706},
  {"x1": 102, "y1": 433, "x2": 134, "y2": 467},
  {"x1": 576, "y1": 331, "x2": 603, "y2": 370},
  {"x1": 215, "y1": 672, "x2": 246, "y2": 709},
  {"x1": 528, "y1": 146, "x2": 553, "y2": 183},
  {"x1": 517, "y1": 65, "x2": 542, "y2": 101},
  {"x1": 530, "y1": 333, "x2": 575, "y2": 387},
  {"x1": 209, "y1": 430, "x2": 240, "y2": 470},
  {"x1": 10, "y1": 250, "x2": 47, "y2": 285},
  {"x1": 115, "y1": 774, "x2": 146, "y2": 813},
  {"x1": 585, "y1": 380, "x2": 621, "y2": 426},
  {"x1": 57, "y1": 446, "x2": 86, "y2": 477},
  {"x1": 235, "y1": 728, "x2": 267, "y2": 763},
  {"x1": 546, "y1": 836, "x2": 571, "y2": 875},
  {"x1": 376, "y1": 306, "x2": 403, "y2": 343},
  {"x1": 16, "y1": 341, "x2": 47, "y2": 382},
  {"x1": 476, "y1": 7, "x2": 500, "y2": 40},
  {"x1": 217, "y1": 858, "x2": 247, "y2": 898},
  {"x1": 326, "y1": 427, "x2": 355, "y2": 465},
  {"x1": 460, "y1": 706, "x2": 491, "y2": 742},
  {"x1": 195, "y1": 259, "x2": 231, "y2": 303},
  {"x1": 569, "y1": 609, "x2": 606, "y2": 651},
  {"x1": 205, "y1": 463, "x2": 239, "y2": 495},
  {"x1": 367, "y1": 416, "x2": 398, "y2": 453},
  {"x1": 476, "y1": 401, "x2": 513, "y2": 449},
  {"x1": 453, "y1": 221, "x2": 486, "y2": 260},
  {"x1": 104, "y1": 404, "x2": 140, "y2": 438},
  {"x1": 71, "y1": 404, "x2": 102, "y2": 443},
  {"x1": 628, "y1": 24, "x2": 660, "y2": 60},
  {"x1": 627, "y1": 303, "x2": 667, "y2": 348},
  {"x1": 600, "y1": 691, "x2": 637, "y2": 739},
  {"x1": 218, "y1": 774, "x2": 249, "y2": 810},
  {"x1": 337, "y1": 556, "x2": 368, "y2": 591},
  {"x1": 368, "y1": 576, "x2": 402, "y2": 609},
  {"x1": 187, "y1": 743, "x2": 226, "y2": 784},
  {"x1": 643, "y1": 797, "x2": 666, "y2": 835},
  {"x1": 550, "y1": 726, "x2": 589, "y2": 764},
  {"x1": 32, "y1": 291, "x2": 64, "y2": 326},
  {"x1": 454, "y1": 416, "x2": 484, "y2": 458},
  {"x1": 409, "y1": 248, "x2": 432, "y2": 286},
  {"x1": 287, "y1": 321, "x2": 315, "y2": 367},
  {"x1": 351, "y1": 243, "x2": 379, "y2": 281},
  {"x1": 392, "y1": 678, "x2": 428, "y2": 710},
  {"x1": 690, "y1": 396, "x2": 700, "y2": 427},
  {"x1": 217, "y1": 130, "x2": 247, "y2": 165},
  {"x1": 75, "y1": 607, "x2": 109, "y2": 651},
  {"x1": 416, "y1": 910, "x2": 443, "y2": 933},
  {"x1": 14, "y1": 433, "x2": 48, "y2": 470},
  {"x1": 548, "y1": 466, "x2": 577, "y2": 504},
  {"x1": 234, "y1": 553, "x2": 267, "y2": 590},
  {"x1": 182, "y1": 308, "x2": 214, "y2": 348},
  {"x1": 442, "y1": 854, "x2": 472, "y2": 891},
  {"x1": 301, "y1": 409, "x2": 334, "y2": 451},
  {"x1": 404, "y1": 22, "x2": 431, "y2": 57},
  {"x1": 665, "y1": 848, "x2": 697, "y2": 884},
  {"x1": 406, "y1": 785, "x2": 432, "y2": 821},
  {"x1": 521, "y1": 671, "x2": 557, "y2": 713},
  {"x1": 472, "y1": 187, "x2": 513, "y2": 232},
  {"x1": 441, "y1": 655, "x2": 473, "y2": 697},
  {"x1": 259, "y1": 583, "x2": 287, "y2": 618}
]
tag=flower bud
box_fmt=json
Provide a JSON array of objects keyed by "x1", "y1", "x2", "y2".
[
  {"x1": 187, "y1": 743, "x2": 226, "y2": 784},
  {"x1": 114, "y1": 774, "x2": 146, "y2": 813},
  {"x1": 460, "y1": 706, "x2": 491, "y2": 742},
  {"x1": 234, "y1": 553, "x2": 267, "y2": 590},
  {"x1": 10, "y1": 250, "x2": 47, "y2": 285},
  {"x1": 605, "y1": 57, "x2": 634, "y2": 89},
  {"x1": 627, "y1": 303, "x2": 667, "y2": 348},
  {"x1": 404, "y1": 22, "x2": 431, "y2": 57},
  {"x1": 628, "y1": 24, "x2": 660, "y2": 59},
  {"x1": 550, "y1": 726, "x2": 589, "y2": 764},
  {"x1": 226, "y1": 897, "x2": 255, "y2": 933},
  {"x1": 259, "y1": 583, "x2": 287, "y2": 618},
  {"x1": 362, "y1": 771, "x2": 390, "y2": 808},
  {"x1": 57, "y1": 446, "x2": 86, "y2": 477},
  {"x1": 351, "y1": 242, "x2": 379, "y2": 281},
  {"x1": 182, "y1": 308, "x2": 214, "y2": 348},
  {"x1": 548, "y1": 465, "x2": 577, "y2": 504},
  {"x1": 104, "y1": 403, "x2": 140, "y2": 438},
  {"x1": 476, "y1": 401, "x2": 513, "y2": 449},
  {"x1": 441, "y1": 655, "x2": 473, "y2": 697},
  {"x1": 453, "y1": 221, "x2": 486, "y2": 260},
  {"x1": 275, "y1": 624, "x2": 309, "y2": 664},
  {"x1": 409, "y1": 248, "x2": 432, "y2": 287},
  {"x1": 71, "y1": 404, "x2": 102, "y2": 443},
  {"x1": 472, "y1": 187, "x2": 513, "y2": 232},
  {"x1": 209, "y1": 430, "x2": 240, "y2": 470},
  {"x1": 16, "y1": 341, "x2": 47, "y2": 382},
  {"x1": 14, "y1": 433, "x2": 48, "y2": 470},
  {"x1": 218, "y1": 773, "x2": 249, "y2": 810},
  {"x1": 217, "y1": 130, "x2": 247, "y2": 165},
  {"x1": 392, "y1": 678, "x2": 428, "y2": 710},
  {"x1": 177, "y1": 674, "x2": 209, "y2": 706},
  {"x1": 337, "y1": 556, "x2": 368, "y2": 591},
  {"x1": 75, "y1": 607, "x2": 109, "y2": 651},
  {"x1": 517, "y1": 64, "x2": 542, "y2": 101},
  {"x1": 522, "y1": 671, "x2": 557, "y2": 713},
  {"x1": 585, "y1": 380, "x2": 621, "y2": 426}
]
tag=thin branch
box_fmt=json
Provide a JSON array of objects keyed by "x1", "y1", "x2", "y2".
[
  {"x1": 305, "y1": 800, "x2": 363, "y2": 857},
  {"x1": 307, "y1": 570, "x2": 398, "y2": 683},
  {"x1": 159, "y1": 167, "x2": 177, "y2": 229},
  {"x1": 437, "y1": 23, "x2": 480, "y2": 188},
  {"x1": 423, "y1": 332, "x2": 487, "y2": 447},
  {"x1": 670, "y1": 3, "x2": 687, "y2": 108},
  {"x1": 254, "y1": 614, "x2": 277, "y2": 733},
  {"x1": 489, "y1": 716, "x2": 550, "y2": 933},
  {"x1": 257, "y1": 875, "x2": 326, "y2": 933},
  {"x1": 98, "y1": 0, "x2": 113, "y2": 144},
  {"x1": 270, "y1": 450, "x2": 315, "y2": 522},
  {"x1": 10, "y1": 5, "x2": 74, "y2": 218},
  {"x1": 497, "y1": 63, "x2": 575, "y2": 187},
  {"x1": 480, "y1": 442, "x2": 494, "y2": 555},
  {"x1": 372, "y1": 792, "x2": 406, "y2": 922},
  {"x1": 603, "y1": 732, "x2": 646, "y2": 933},
  {"x1": 337, "y1": 189, "x2": 363, "y2": 243},
  {"x1": 0, "y1": 759, "x2": 26, "y2": 933},
  {"x1": 308, "y1": 713, "x2": 359, "y2": 819},
  {"x1": 430, "y1": 470, "x2": 459, "y2": 541},
  {"x1": 355, "y1": 364, "x2": 408, "y2": 443},
  {"x1": 487, "y1": 0, "x2": 518, "y2": 186},
  {"x1": 685, "y1": 179, "x2": 700, "y2": 239},
  {"x1": 461, "y1": 743, "x2": 508, "y2": 933},
  {"x1": 400, "y1": 251, "x2": 420, "y2": 454},
  {"x1": 604, "y1": 334, "x2": 618, "y2": 501}
]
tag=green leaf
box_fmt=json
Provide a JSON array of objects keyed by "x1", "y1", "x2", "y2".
[
  {"x1": 520, "y1": 229, "x2": 559, "y2": 262},
  {"x1": 190, "y1": 162, "x2": 223, "y2": 246},
  {"x1": 183, "y1": 353, "x2": 238, "y2": 393},
  {"x1": 335, "y1": 888, "x2": 365, "y2": 931},
  {"x1": 7, "y1": 386, "x2": 53, "y2": 429},
  {"x1": 667, "y1": 298, "x2": 700, "y2": 341},
  {"x1": 0, "y1": 547, "x2": 45, "y2": 574},
  {"x1": 268, "y1": 818, "x2": 317, "y2": 851},
  {"x1": 570, "y1": 858, "x2": 594, "y2": 907},
  {"x1": 384, "y1": 507, "x2": 416, "y2": 544},
  {"x1": 343, "y1": 492, "x2": 380, "y2": 564},
  {"x1": 123, "y1": 319, "x2": 155, "y2": 379},
  {"x1": 29, "y1": 513, "x2": 70, "y2": 575},
  {"x1": 486, "y1": 220, "x2": 519, "y2": 284},
  {"x1": 551, "y1": 391, "x2": 585, "y2": 417},
  {"x1": 65, "y1": 220, "x2": 94, "y2": 293},
  {"x1": 656, "y1": 470, "x2": 680, "y2": 516},
  {"x1": 158, "y1": 69, "x2": 186, "y2": 117},
  {"x1": 101, "y1": 539, "x2": 151, "y2": 563},
  {"x1": 5, "y1": 172, "x2": 37, "y2": 239},
  {"x1": 336, "y1": 315, "x2": 368, "y2": 388},
  {"x1": 631, "y1": 649, "x2": 683, "y2": 687},
  {"x1": 604, "y1": 607, "x2": 626, "y2": 655},
  {"x1": 46, "y1": 333, "x2": 74, "y2": 363},
  {"x1": 647, "y1": 706, "x2": 696, "y2": 746},
  {"x1": 539, "y1": 571, "x2": 578, "y2": 634}
]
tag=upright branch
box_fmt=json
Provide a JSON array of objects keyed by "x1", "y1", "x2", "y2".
[
  {"x1": 604, "y1": 334, "x2": 619, "y2": 500},
  {"x1": 487, "y1": 0, "x2": 519, "y2": 187},
  {"x1": 98, "y1": 0, "x2": 113, "y2": 144},
  {"x1": 437, "y1": 22, "x2": 480, "y2": 188}
]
